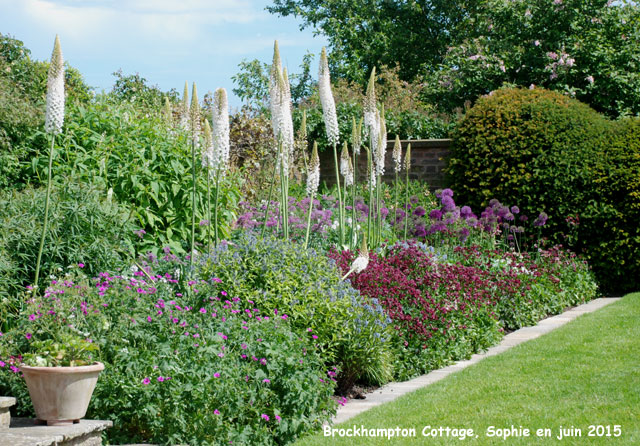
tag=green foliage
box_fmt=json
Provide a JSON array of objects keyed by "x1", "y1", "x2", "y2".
[
  {"x1": 0, "y1": 183, "x2": 136, "y2": 302},
  {"x1": 448, "y1": 87, "x2": 639, "y2": 292},
  {"x1": 29, "y1": 97, "x2": 242, "y2": 255},
  {"x1": 110, "y1": 70, "x2": 179, "y2": 109},
  {"x1": 0, "y1": 266, "x2": 336, "y2": 445},
  {"x1": 266, "y1": 0, "x2": 481, "y2": 83},
  {"x1": 0, "y1": 33, "x2": 92, "y2": 190},
  {"x1": 199, "y1": 233, "x2": 393, "y2": 391},
  {"x1": 422, "y1": 0, "x2": 640, "y2": 117}
]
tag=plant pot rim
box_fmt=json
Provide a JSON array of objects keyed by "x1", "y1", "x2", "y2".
[{"x1": 19, "y1": 362, "x2": 104, "y2": 373}]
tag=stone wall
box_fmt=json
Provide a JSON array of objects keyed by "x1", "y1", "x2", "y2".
[{"x1": 318, "y1": 139, "x2": 451, "y2": 191}]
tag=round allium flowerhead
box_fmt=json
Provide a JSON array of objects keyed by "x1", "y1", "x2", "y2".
[
  {"x1": 45, "y1": 35, "x2": 65, "y2": 135},
  {"x1": 212, "y1": 88, "x2": 230, "y2": 175},
  {"x1": 392, "y1": 135, "x2": 402, "y2": 174},
  {"x1": 306, "y1": 141, "x2": 320, "y2": 196},
  {"x1": 318, "y1": 47, "x2": 339, "y2": 146},
  {"x1": 179, "y1": 81, "x2": 189, "y2": 130},
  {"x1": 189, "y1": 83, "x2": 201, "y2": 144}
]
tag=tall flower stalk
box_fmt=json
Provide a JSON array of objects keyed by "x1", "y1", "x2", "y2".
[
  {"x1": 392, "y1": 135, "x2": 402, "y2": 233},
  {"x1": 34, "y1": 35, "x2": 65, "y2": 290},
  {"x1": 267, "y1": 41, "x2": 294, "y2": 240},
  {"x1": 364, "y1": 68, "x2": 377, "y2": 244},
  {"x1": 202, "y1": 120, "x2": 214, "y2": 252},
  {"x1": 180, "y1": 81, "x2": 189, "y2": 130},
  {"x1": 304, "y1": 142, "x2": 320, "y2": 249},
  {"x1": 189, "y1": 82, "x2": 200, "y2": 272},
  {"x1": 404, "y1": 143, "x2": 412, "y2": 241},
  {"x1": 318, "y1": 47, "x2": 343, "y2": 246},
  {"x1": 350, "y1": 117, "x2": 362, "y2": 249},
  {"x1": 211, "y1": 88, "x2": 230, "y2": 250},
  {"x1": 374, "y1": 105, "x2": 387, "y2": 246}
]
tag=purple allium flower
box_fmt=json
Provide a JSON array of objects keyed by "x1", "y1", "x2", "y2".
[
  {"x1": 441, "y1": 196, "x2": 456, "y2": 212},
  {"x1": 460, "y1": 206, "x2": 473, "y2": 218},
  {"x1": 510, "y1": 206, "x2": 520, "y2": 214},
  {"x1": 534, "y1": 212, "x2": 548, "y2": 227},
  {"x1": 413, "y1": 206, "x2": 426, "y2": 217},
  {"x1": 504, "y1": 212, "x2": 515, "y2": 221},
  {"x1": 429, "y1": 209, "x2": 443, "y2": 220},
  {"x1": 489, "y1": 198, "x2": 500, "y2": 208},
  {"x1": 410, "y1": 195, "x2": 419, "y2": 204},
  {"x1": 467, "y1": 216, "x2": 479, "y2": 227},
  {"x1": 519, "y1": 214, "x2": 529, "y2": 222},
  {"x1": 414, "y1": 225, "x2": 427, "y2": 238},
  {"x1": 458, "y1": 227, "x2": 470, "y2": 242},
  {"x1": 441, "y1": 188, "x2": 454, "y2": 198}
]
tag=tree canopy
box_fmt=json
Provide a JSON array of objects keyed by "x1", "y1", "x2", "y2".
[{"x1": 267, "y1": 0, "x2": 640, "y2": 117}]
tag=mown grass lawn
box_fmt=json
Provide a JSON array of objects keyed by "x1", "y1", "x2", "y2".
[{"x1": 297, "y1": 293, "x2": 640, "y2": 445}]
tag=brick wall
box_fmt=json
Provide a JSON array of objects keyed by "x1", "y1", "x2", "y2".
[{"x1": 319, "y1": 139, "x2": 451, "y2": 191}]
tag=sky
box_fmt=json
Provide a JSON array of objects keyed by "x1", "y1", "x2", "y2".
[{"x1": 0, "y1": 0, "x2": 328, "y2": 109}]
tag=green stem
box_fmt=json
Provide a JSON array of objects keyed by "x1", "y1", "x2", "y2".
[
  {"x1": 261, "y1": 151, "x2": 280, "y2": 238},
  {"x1": 394, "y1": 170, "x2": 399, "y2": 235},
  {"x1": 351, "y1": 150, "x2": 357, "y2": 250},
  {"x1": 34, "y1": 134, "x2": 56, "y2": 290},
  {"x1": 190, "y1": 139, "x2": 197, "y2": 274},
  {"x1": 303, "y1": 193, "x2": 315, "y2": 249},
  {"x1": 332, "y1": 143, "x2": 344, "y2": 246},
  {"x1": 206, "y1": 168, "x2": 212, "y2": 253},
  {"x1": 404, "y1": 170, "x2": 409, "y2": 242},
  {"x1": 367, "y1": 147, "x2": 374, "y2": 244},
  {"x1": 213, "y1": 168, "x2": 220, "y2": 249}
]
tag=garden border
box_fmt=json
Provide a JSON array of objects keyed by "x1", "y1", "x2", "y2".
[{"x1": 330, "y1": 297, "x2": 620, "y2": 425}]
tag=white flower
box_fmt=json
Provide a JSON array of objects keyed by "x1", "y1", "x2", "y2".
[
  {"x1": 189, "y1": 83, "x2": 201, "y2": 145},
  {"x1": 363, "y1": 68, "x2": 377, "y2": 142},
  {"x1": 202, "y1": 120, "x2": 214, "y2": 168},
  {"x1": 212, "y1": 88, "x2": 230, "y2": 176},
  {"x1": 45, "y1": 35, "x2": 64, "y2": 135},
  {"x1": 351, "y1": 117, "x2": 362, "y2": 156},
  {"x1": 340, "y1": 143, "x2": 353, "y2": 186},
  {"x1": 392, "y1": 135, "x2": 402, "y2": 174},
  {"x1": 375, "y1": 107, "x2": 387, "y2": 177},
  {"x1": 306, "y1": 142, "x2": 320, "y2": 196},
  {"x1": 269, "y1": 41, "x2": 283, "y2": 139},
  {"x1": 404, "y1": 143, "x2": 412, "y2": 172},
  {"x1": 179, "y1": 81, "x2": 189, "y2": 131},
  {"x1": 318, "y1": 47, "x2": 339, "y2": 146}
]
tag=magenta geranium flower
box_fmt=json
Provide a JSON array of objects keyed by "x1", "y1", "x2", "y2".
[
  {"x1": 261, "y1": 414, "x2": 269, "y2": 421},
  {"x1": 142, "y1": 377, "x2": 151, "y2": 385}
]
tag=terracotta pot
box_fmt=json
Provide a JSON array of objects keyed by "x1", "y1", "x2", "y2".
[{"x1": 20, "y1": 362, "x2": 104, "y2": 426}]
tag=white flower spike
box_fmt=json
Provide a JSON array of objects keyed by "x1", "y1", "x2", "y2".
[
  {"x1": 318, "y1": 47, "x2": 339, "y2": 146},
  {"x1": 45, "y1": 35, "x2": 65, "y2": 135}
]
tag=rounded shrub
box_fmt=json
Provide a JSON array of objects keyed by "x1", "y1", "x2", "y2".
[
  {"x1": 198, "y1": 233, "x2": 394, "y2": 391},
  {"x1": 448, "y1": 87, "x2": 639, "y2": 292}
]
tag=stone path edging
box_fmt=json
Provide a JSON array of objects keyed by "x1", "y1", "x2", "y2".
[{"x1": 331, "y1": 297, "x2": 621, "y2": 425}]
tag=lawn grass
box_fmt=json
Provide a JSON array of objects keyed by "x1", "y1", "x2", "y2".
[{"x1": 296, "y1": 294, "x2": 640, "y2": 445}]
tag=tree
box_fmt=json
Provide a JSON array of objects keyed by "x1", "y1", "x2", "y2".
[
  {"x1": 266, "y1": 0, "x2": 640, "y2": 117},
  {"x1": 421, "y1": 0, "x2": 640, "y2": 117},
  {"x1": 266, "y1": 0, "x2": 485, "y2": 84}
]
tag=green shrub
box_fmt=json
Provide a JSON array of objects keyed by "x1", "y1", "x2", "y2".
[
  {"x1": 198, "y1": 233, "x2": 394, "y2": 391},
  {"x1": 448, "y1": 87, "x2": 639, "y2": 292},
  {"x1": 0, "y1": 183, "x2": 135, "y2": 302},
  {"x1": 23, "y1": 97, "x2": 242, "y2": 255},
  {"x1": 0, "y1": 266, "x2": 336, "y2": 445}
]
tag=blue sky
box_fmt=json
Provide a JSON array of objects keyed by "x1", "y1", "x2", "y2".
[{"x1": 0, "y1": 0, "x2": 328, "y2": 109}]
